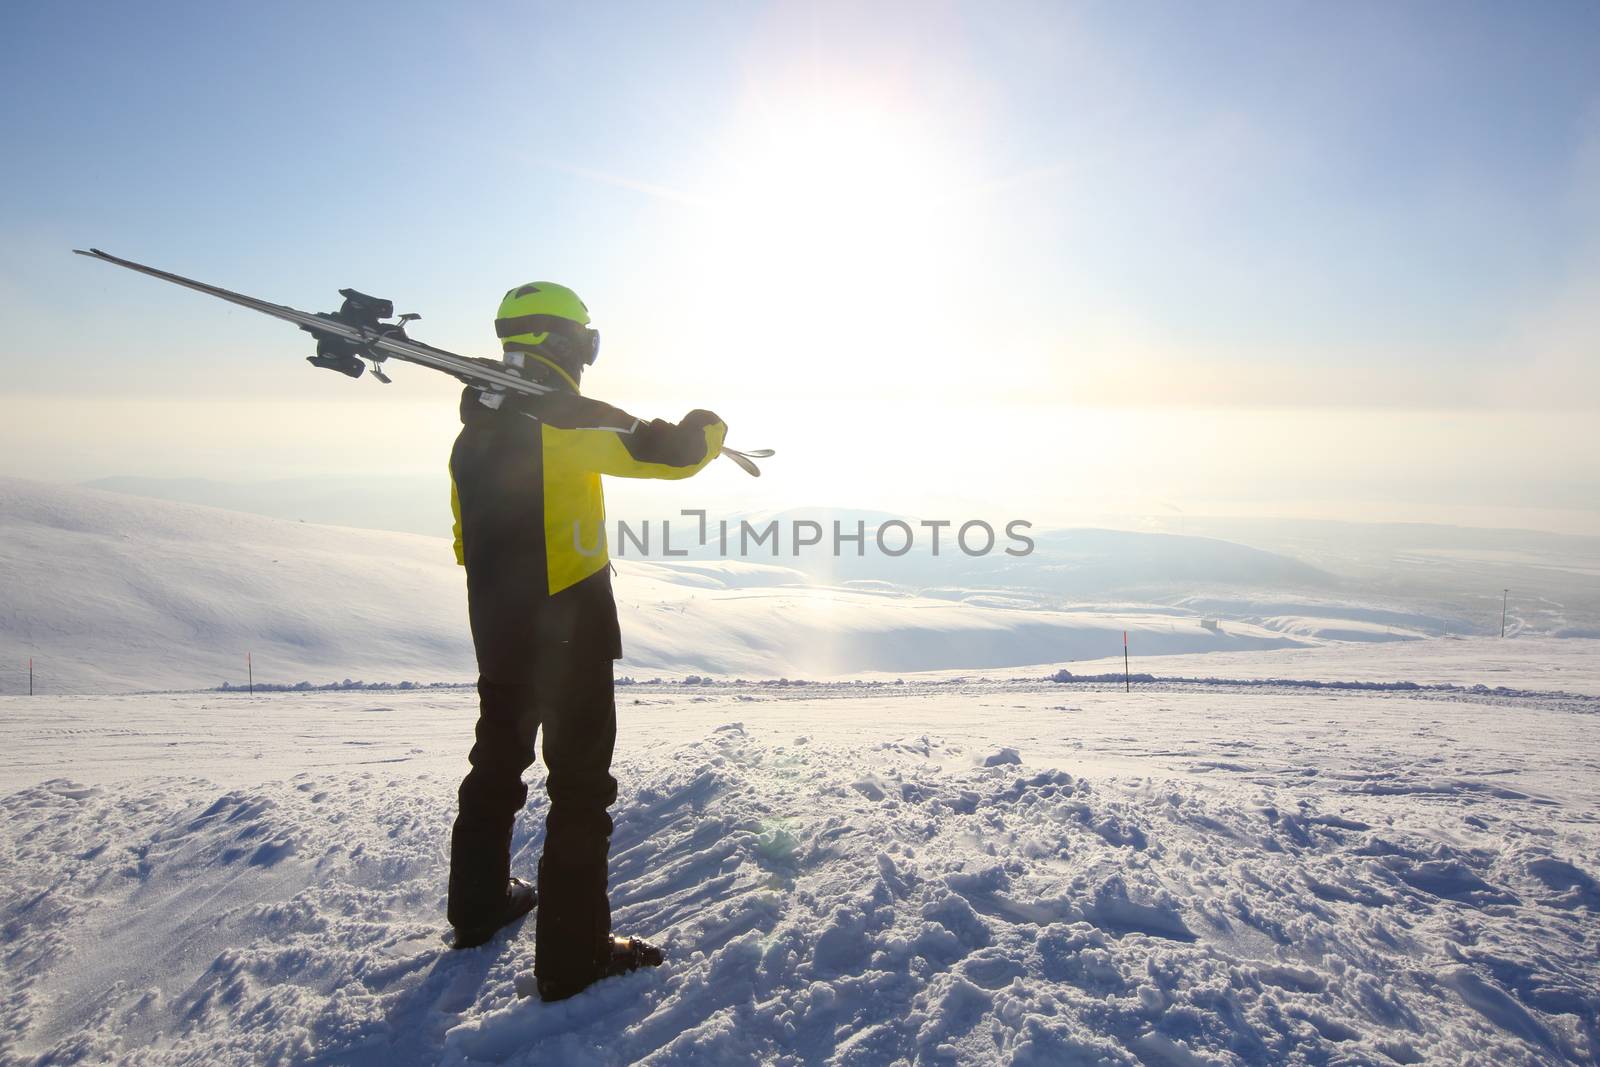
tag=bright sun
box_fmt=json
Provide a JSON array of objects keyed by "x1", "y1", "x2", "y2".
[{"x1": 676, "y1": 88, "x2": 978, "y2": 386}]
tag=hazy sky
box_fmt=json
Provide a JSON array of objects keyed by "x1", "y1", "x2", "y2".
[{"x1": 3, "y1": 2, "x2": 1597, "y2": 533}]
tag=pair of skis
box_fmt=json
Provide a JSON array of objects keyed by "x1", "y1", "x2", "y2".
[{"x1": 73, "y1": 248, "x2": 773, "y2": 477}]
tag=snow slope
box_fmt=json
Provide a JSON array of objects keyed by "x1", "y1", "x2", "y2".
[
  {"x1": 0, "y1": 478, "x2": 1307, "y2": 693},
  {"x1": 2, "y1": 662, "x2": 1597, "y2": 1065},
  {"x1": 0, "y1": 476, "x2": 478, "y2": 692}
]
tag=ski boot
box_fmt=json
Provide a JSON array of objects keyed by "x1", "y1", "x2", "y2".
[
  {"x1": 536, "y1": 935, "x2": 665, "y2": 1002},
  {"x1": 452, "y1": 877, "x2": 536, "y2": 950}
]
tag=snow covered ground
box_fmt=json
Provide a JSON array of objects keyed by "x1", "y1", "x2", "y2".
[
  {"x1": 3, "y1": 640, "x2": 1597, "y2": 1065},
  {"x1": 5, "y1": 478, "x2": 1599, "y2": 1063}
]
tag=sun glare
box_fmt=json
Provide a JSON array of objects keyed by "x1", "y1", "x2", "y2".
[{"x1": 674, "y1": 88, "x2": 980, "y2": 391}]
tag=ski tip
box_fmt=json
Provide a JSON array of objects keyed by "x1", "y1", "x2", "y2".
[{"x1": 720, "y1": 449, "x2": 762, "y2": 477}]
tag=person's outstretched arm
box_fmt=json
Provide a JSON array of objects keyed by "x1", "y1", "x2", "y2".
[{"x1": 527, "y1": 393, "x2": 727, "y2": 480}]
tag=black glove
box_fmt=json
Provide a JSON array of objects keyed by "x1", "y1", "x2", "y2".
[{"x1": 681, "y1": 409, "x2": 724, "y2": 433}]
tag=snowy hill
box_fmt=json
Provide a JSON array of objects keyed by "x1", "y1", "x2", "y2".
[
  {"x1": 0, "y1": 477, "x2": 478, "y2": 693},
  {"x1": 0, "y1": 478, "x2": 1309, "y2": 693}
]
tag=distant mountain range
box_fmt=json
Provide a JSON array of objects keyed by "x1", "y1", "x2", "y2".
[
  {"x1": 3, "y1": 478, "x2": 1326, "y2": 693},
  {"x1": 6, "y1": 476, "x2": 1592, "y2": 694}
]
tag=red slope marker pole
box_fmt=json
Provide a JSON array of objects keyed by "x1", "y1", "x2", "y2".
[
  {"x1": 248, "y1": 652, "x2": 253, "y2": 697},
  {"x1": 1123, "y1": 631, "x2": 1130, "y2": 692}
]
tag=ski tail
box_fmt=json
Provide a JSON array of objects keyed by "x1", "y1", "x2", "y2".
[{"x1": 74, "y1": 248, "x2": 310, "y2": 323}]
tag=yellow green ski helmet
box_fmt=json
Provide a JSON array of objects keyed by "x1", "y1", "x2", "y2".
[{"x1": 495, "y1": 282, "x2": 600, "y2": 365}]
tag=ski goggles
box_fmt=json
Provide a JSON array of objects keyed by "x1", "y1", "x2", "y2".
[{"x1": 495, "y1": 313, "x2": 601, "y2": 366}]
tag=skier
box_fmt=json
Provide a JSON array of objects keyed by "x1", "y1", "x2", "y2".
[{"x1": 447, "y1": 281, "x2": 726, "y2": 1001}]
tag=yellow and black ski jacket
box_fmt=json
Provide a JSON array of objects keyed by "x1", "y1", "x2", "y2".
[{"x1": 450, "y1": 385, "x2": 725, "y2": 681}]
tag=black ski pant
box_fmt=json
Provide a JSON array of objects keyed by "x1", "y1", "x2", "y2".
[{"x1": 448, "y1": 657, "x2": 617, "y2": 982}]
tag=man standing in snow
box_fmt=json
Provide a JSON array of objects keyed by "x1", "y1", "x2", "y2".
[{"x1": 447, "y1": 281, "x2": 725, "y2": 1001}]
